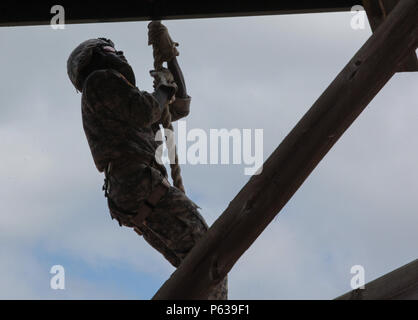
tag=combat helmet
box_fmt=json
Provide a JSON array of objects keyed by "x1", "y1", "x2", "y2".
[{"x1": 67, "y1": 38, "x2": 114, "y2": 91}]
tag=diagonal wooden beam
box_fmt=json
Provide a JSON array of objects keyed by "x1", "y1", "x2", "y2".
[
  {"x1": 153, "y1": 0, "x2": 418, "y2": 299},
  {"x1": 363, "y1": 0, "x2": 418, "y2": 72}
]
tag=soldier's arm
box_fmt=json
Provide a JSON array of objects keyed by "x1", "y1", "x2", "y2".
[
  {"x1": 167, "y1": 57, "x2": 191, "y2": 122},
  {"x1": 84, "y1": 69, "x2": 172, "y2": 127}
]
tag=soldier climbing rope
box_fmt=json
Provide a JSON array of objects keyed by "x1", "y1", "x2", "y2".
[{"x1": 66, "y1": 21, "x2": 228, "y2": 300}]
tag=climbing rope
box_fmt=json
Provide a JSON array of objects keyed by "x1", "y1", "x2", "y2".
[
  {"x1": 160, "y1": 101, "x2": 185, "y2": 193},
  {"x1": 148, "y1": 21, "x2": 185, "y2": 193}
]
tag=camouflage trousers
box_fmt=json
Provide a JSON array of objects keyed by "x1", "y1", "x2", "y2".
[{"x1": 107, "y1": 162, "x2": 227, "y2": 300}]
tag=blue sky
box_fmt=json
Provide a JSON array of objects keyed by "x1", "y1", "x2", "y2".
[{"x1": 0, "y1": 11, "x2": 417, "y2": 299}]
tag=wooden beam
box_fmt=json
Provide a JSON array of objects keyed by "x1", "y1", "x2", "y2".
[
  {"x1": 336, "y1": 259, "x2": 418, "y2": 299},
  {"x1": 0, "y1": 0, "x2": 361, "y2": 27},
  {"x1": 153, "y1": 0, "x2": 418, "y2": 299},
  {"x1": 363, "y1": 0, "x2": 418, "y2": 71}
]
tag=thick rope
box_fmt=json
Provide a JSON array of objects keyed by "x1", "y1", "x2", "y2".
[
  {"x1": 160, "y1": 102, "x2": 185, "y2": 193},
  {"x1": 149, "y1": 20, "x2": 186, "y2": 193}
]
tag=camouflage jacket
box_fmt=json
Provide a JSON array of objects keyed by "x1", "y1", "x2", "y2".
[{"x1": 81, "y1": 68, "x2": 190, "y2": 175}]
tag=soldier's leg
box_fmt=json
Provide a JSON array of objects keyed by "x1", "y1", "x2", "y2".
[
  {"x1": 109, "y1": 164, "x2": 227, "y2": 299},
  {"x1": 137, "y1": 185, "x2": 228, "y2": 300}
]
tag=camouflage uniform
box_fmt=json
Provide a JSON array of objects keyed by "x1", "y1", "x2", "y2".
[{"x1": 68, "y1": 39, "x2": 227, "y2": 300}]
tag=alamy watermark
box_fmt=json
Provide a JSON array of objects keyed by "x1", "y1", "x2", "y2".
[
  {"x1": 350, "y1": 5, "x2": 366, "y2": 30},
  {"x1": 350, "y1": 264, "x2": 365, "y2": 290},
  {"x1": 50, "y1": 5, "x2": 65, "y2": 29},
  {"x1": 155, "y1": 120, "x2": 264, "y2": 176},
  {"x1": 50, "y1": 265, "x2": 65, "y2": 290}
]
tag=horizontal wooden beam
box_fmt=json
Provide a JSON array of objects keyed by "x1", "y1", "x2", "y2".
[
  {"x1": 153, "y1": 0, "x2": 418, "y2": 299},
  {"x1": 0, "y1": 0, "x2": 361, "y2": 27}
]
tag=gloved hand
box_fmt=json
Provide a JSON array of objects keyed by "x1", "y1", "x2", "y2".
[
  {"x1": 148, "y1": 21, "x2": 179, "y2": 70},
  {"x1": 150, "y1": 68, "x2": 177, "y2": 103}
]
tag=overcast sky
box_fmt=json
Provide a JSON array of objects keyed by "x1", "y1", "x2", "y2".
[{"x1": 0, "y1": 11, "x2": 417, "y2": 299}]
